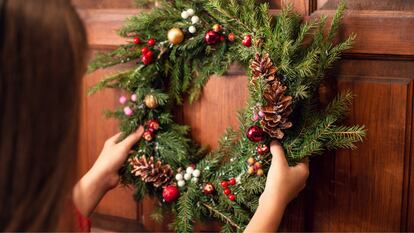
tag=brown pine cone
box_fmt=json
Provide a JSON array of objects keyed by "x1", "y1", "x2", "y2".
[
  {"x1": 129, "y1": 155, "x2": 174, "y2": 188},
  {"x1": 250, "y1": 53, "x2": 277, "y2": 83},
  {"x1": 260, "y1": 80, "x2": 293, "y2": 139}
]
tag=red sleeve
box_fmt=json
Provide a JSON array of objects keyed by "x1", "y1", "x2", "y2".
[{"x1": 74, "y1": 205, "x2": 91, "y2": 232}]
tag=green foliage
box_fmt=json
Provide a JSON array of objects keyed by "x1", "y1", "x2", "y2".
[{"x1": 89, "y1": 0, "x2": 365, "y2": 231}]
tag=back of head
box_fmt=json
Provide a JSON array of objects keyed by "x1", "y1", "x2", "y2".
[{"x1": 0, "y1": 0, "x2": 88, "y2": 230}]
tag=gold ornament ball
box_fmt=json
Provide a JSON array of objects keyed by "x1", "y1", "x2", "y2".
[
  {"x1": 256, "y1": 169, "x2": 264, "y2": 176},
  {"x1": 212, "y1": 24, "x2": 222, "y2": 32},
  {"x1": 144, "y1": 95, "x2": 158, "y2": 109},
  {"x1": 168, "y1": 28, "x2": 185, "y2": 45}
]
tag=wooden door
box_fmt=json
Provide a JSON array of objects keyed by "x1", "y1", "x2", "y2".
[{"x1": 74, "y1": 0, "x2": 414, "y2": 231}]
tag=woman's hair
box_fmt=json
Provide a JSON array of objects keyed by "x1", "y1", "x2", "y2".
[{"x1": 0, "y1": 0, "x2": 88, "y2": 231}]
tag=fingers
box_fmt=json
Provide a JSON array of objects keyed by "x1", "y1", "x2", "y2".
[
  {"x1": 104, "y1": 132, "x2": 123, "y2": 146},
  {"x1": 270, "y1": 140, "x2": 288, "y2": 167},
  {"x1": 119, "y1": 126, "x2": 144, "y2": 149}
]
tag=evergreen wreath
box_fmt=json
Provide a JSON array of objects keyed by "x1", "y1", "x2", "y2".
[{"x1": 89, "y1": 0, "x2": 366, "y2": 231}]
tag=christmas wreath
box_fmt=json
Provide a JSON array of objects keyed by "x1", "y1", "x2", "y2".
[{"x1": 89, "y1": 0, "x2": 366, "y2": 232}]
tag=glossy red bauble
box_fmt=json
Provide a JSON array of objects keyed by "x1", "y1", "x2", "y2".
[
  {"x1": 141, "y1": 47, "x2": 150, "y2": 55},
  {"x1": 203, "y1": 183, "x2": 216, "y2": 195},
  {"x1": 220, "y1": 181, "x2": 229, "y2": 188},
  {"x1": 162, "y1": 185, "x2": 180, "y2": 202},
  {"x1": 204, "y1": 30, "x2": 221, "y2": 45},
  {"x1": 143, "y1": 130, "x2": 155, "y2": 141},
  {"x1": 256, "y1": 144, "x2": 270, "y2": 155},
  {"x1": 242, "y1": 35, "x2": 252, "y2": 47},
  {"x1": 246, "y1": 126, "x2": 266, "y2": 142},
  {"x1": 229, "y1": 178, "x2": 236, "y2": 185},
  {"x1": 133, "y1": 37, "x2": 141, "y2": 44},
  {"x1": 147, "y1": 119, "x2": 160, "y2": 131},
  {"x1": 228, "y1": 194, "x2": 236, "y2": 201},
  {"x1": 223, "y1": 188, "x2": 231, "y2": 195},
  {"x1": 147, "y1": 38, "x2": 156, "y2": 46}
]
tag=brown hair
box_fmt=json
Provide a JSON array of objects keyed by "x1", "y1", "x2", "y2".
[{"x1": 0, "y1": 0, "x2": 88, "y2": 231}]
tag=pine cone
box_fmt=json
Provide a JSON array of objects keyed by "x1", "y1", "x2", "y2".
[
  {"x1": 250, "y1": 53, "x2": 277, "y2": 83},
  {"x1": 260, "y1": 80, "x2": 293, "y2": 139},
  {"x1": 129, "y1": 155, "x2": 174, "y2": 188}
]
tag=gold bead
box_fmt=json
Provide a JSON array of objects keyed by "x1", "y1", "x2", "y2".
[
  {"x1": 144, "y1": 95, "x2": 158, "y2": 109},
  {"x1": 212, "y1": 24, "x2": 222, "y2": 32},
  {"x1": 167, "y1": 28, "x2": 185, "y2": 45}
]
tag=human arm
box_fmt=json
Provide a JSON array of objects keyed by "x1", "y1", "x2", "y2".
[
  {"x1": 73, "y1": 126, "x2": 144, "y2": 216},
  {"x1": 244, "y1": 141, "x2": 309, "y2": 232}
]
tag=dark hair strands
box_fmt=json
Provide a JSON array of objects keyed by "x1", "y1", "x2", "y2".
[{"x1": 0, "y1": 0, "x2": 88, "y2": 231}]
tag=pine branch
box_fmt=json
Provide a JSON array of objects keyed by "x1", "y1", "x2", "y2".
[{"x1": 202, "y1": 202, "x2": 242, "y2": 231}]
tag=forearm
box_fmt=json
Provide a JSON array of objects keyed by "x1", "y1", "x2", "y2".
[
  {"x1": 73, "y1": 169, "x2": 109, "y2": 217},
  {"x1": 244, "y1": 191, "x2": 287, "y2": 232}
]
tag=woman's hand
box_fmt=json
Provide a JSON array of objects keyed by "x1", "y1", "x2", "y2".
[
  {"x1": 73, "y1": 126, "x2": 144, "y2": 216},
  {"x1": 245, "y1": 141, "x2": 309, "y2": 232}
]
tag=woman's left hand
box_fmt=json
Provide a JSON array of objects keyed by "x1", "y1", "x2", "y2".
[{"x1": 73, "y1": 126, "x2": 144, "y2": 216}]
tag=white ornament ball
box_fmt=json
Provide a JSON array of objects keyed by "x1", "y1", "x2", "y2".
[
  {"x1": 184, "y1": 173, "x2": 192, "y2": 181},
  {"x1": 188, "y1": 26, "x2": 196, "y2": 34},
  {"x1": 181, "y1": 11, "x2": 189, "y2": 19},
  {"x1": 186, "y1": 9, "x2": 195, "y2": 16},
  {"x1": 186, "y1": 166, "x2": 194, "y2": 174},
  {"x1": 191, "y1": 16, "x2": 200, "y2": 24},
  {"x1": 191, "y1": 177, "x2": 199, "y2": 183},
  {"x1": 175, "y1": 173, "x2": 184, "y2": 181},
  {"x1": 177, "y1": 180, "x2": 186, "y2": 187},
  {"x1": 192, "y1": 169, "x2": 201, "y2": 177}
]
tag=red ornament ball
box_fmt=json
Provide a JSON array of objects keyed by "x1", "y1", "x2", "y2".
[
  {"x1": 147, "y1": 38, "x2": 156, "y2": 46},
  {"x1": 203, "y1": 183, "x2": 216, "y2": 195},
  {"x1": 229, "y1": 178, "x2": 236, "y2": 186},
  {"x1": 220, "y1": 181, "x2": 229, "y2": 188},
  {"x1": 256, "y1": 144, "x2": 270, "y2": 155},
  {"x1": 133, "y1": 37, "x2": 141, "y2": 44},
  {"x1": 141, "y1": 47, "x2": 150, "y2": 55},
  {"x1": 142, "y1": 51, "x2": 154, "y2": 65},
  {"x1": 228, "y1": 33, "x2": 235, "y2": 42},
  {"x1": 223, "y1": 188, "x2": 231, "y2": 196},
  {"x1": 147, "y1": 119, "x2": 160, "y2": 131},
  {"x1": 228, "y1": 194, "x2": 236, "y2": 201},
  {"x1": 246, "y1": 125, "x2": 266, "y2": 142},
  {"x1": 143, "y1": 130, "x2": 155, "y2": 142},
  {"x1": 163, "y1": 185, "x2": 180, "y2": 202},
  {"x1": 204, "y1": 30, "x2": 221, "y2": 45},
  {"x1": 242, "y1": 35, "x2": 252, "y2": 47}
]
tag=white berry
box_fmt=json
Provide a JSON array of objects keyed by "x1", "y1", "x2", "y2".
[
  {"x1": 175, "y1": 173, "x2": 184, "y2": 181},
  {"x1": 177, "y1": 180, "x2": 186, "y2": 187},
  {"x1": 188, "y1": 26, "x2": 196, "y2": 34},
  {"x1": 191, "y1": 177, "x2": 199, "y2": 183},
  {"x1": 186, "y1": 9, "x2": 195, "y2": 16},
  {"x1": 184, "y1": 173, "x2": 192, "y2": 181},
  {"x1": 191, "y1": 16, "x2": 200, "y2": 24},
  {"x1": 192, "y1": 169, "x2": 201, "y2": 177},
  {"x1": 186, "y1": 167, "x2": 194, "y2": 174},
  {"x1": 181, "y1": 11, "x2": 189, "y2": 19}
]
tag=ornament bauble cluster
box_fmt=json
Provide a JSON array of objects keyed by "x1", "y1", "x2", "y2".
[
  {"x1": 181, "y1": 8, "x2": 199, "y2": 34},
  {"x1": 129, "y1": 155, "x2": 174, "y2": 188},
  {"x1": 143, "y1": 119, "x2": 160, "y2": 142},
  {"x1": 247, "y1": 157, "x2": 264, "y2": 176},
  {"x1": 175, "y1": 166, "x2": 201, "y2": 187}
]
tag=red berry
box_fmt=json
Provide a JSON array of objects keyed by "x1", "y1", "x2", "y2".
[
  {"x1": 242, "y1": 35, "x2": 252, "y2": 47},
  {"x1": 220, "y1": 35, "x2": 225, "y2": 42},
  {"x1": 228, "y1": 194, "x2": 236, "y2": 201},
  {"x1": 228, "y1": 33, "x2": 235, "y2": 42},
  {"x1": 229, "y1": 178, "x2": 236, "y2": 185},
  {"x1": 223, "y1": 188, "x2": 231, "y2": 195},
  {"x1": 147, "y1": 38, "x2": 156, "y2": 46},
  {"x1": 221, "y1": 181, "x2": 228, "y2": 188},
  {"x1": 133, "y1": 37, "x2": 141, "y2": 44},
  {"x1": 142, "y1": 51, "x2": 154, "y2": 65},
  {"x1": 141, "y1": 47, "x2": 150, "y2": 55}
]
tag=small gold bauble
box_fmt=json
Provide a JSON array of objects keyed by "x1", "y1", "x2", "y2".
[
  {"x1": 167, "y1": 28, "x2": 185, "y2": 45},
  {"x1": 212, "y1": 24, "x2": 222, "y2": 32},
  {"x1": 144, "y1": 95, "x2": 158, "y2": 109}
]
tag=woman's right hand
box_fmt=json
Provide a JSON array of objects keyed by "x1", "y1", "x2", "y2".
[{"x1": 260, "y1": 140, "x2": 309, "y2": 208}]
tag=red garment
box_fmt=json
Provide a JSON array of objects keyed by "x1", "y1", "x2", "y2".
[{"x1": 74, "y1": 205, "x2": 91, "y2": 232}]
